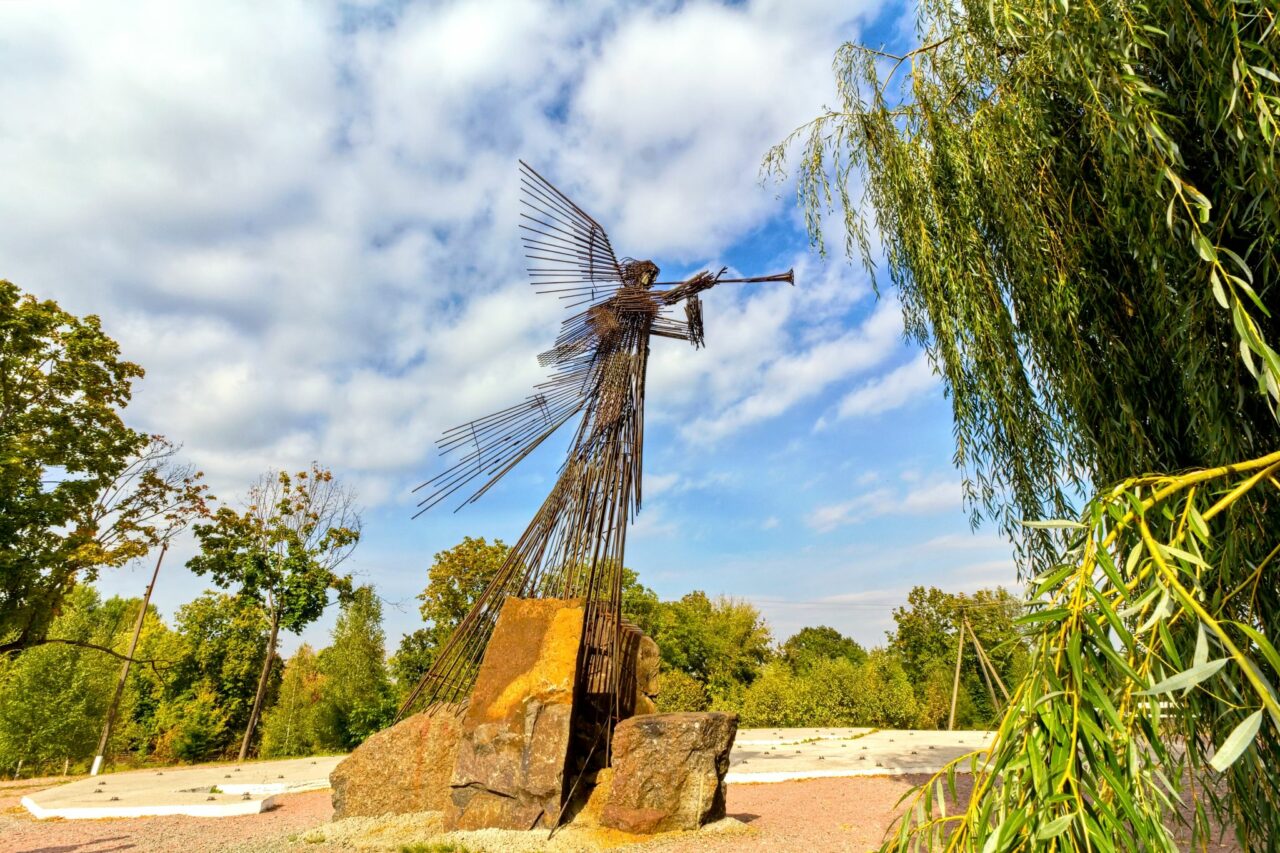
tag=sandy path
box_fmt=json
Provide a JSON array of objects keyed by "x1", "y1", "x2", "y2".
[{"x1": 0, "y1": 774, "x2": 1244, "y2": 852}]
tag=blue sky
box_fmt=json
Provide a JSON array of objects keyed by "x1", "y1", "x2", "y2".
[{"x1": 0, "y1": 0, "x2": 1023, "y2": 652}]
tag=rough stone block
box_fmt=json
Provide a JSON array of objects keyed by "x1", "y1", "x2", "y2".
[
  {"x1": 601, "y1": 711, "x2": 737, "y2": 834},
  {"x1": 329, "y1": 707, "x2": 462, "y2": 818},
  {"x1": 445, "y1": 597, "x2": 585, "y2": 831}
]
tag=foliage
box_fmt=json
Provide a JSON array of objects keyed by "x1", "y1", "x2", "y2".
[
  {"x1": 889, "y1": 586, "x2": 1027, "y2": 726},
  {"x1": 415, "y1": 536, "x2": 510, "y2": 657},
  {"x1": 769, "y1": 0, "x2": 1280, "y2": 844},
  {"x1": 314, "y1": 586, "x2": 393, "y2": 750},
  {"x1": 189, "y1": 465, "x2": 360, "y2": 635},
  {"x1": 620, "y1": 567, "x2": 660, "y2": 635},
  {"x1": 154, "y1": 592, "x2": 274, "y2": 762},
  {"x1": 736, "y1": 662, "x2": 802, "y2": 727},
  {"x1": 154, "y1": 685, "x2": 230, "y2": 764},
  {"x1": 391, "y1": 628, "x2": 437, "y2": 702},
  {"x1": 781, "y1": 625, "x2": 867, "y2": 673},
  {"x1": 649, "y1": 591, "x2": 772, "y2": 697},
  {"x1": 654, "y1": 669, "x2": 710, "y2": 713},
  {"x1": 889, "y1": 454, "x2": 1280, "y2": 849},
  {"x1": 765, "y1": 0, "x2": 1280, "y2": 564},
  {"x1": 737, "y1": 652, "x2": 918, "y2": 729},
  {"x1": 189, "y1": 463, "x2": 360, "y2": 757},
  {"x1": 261, "y1": 644, "x2": 324, "y2": 758},
  {"x1": 0, "y1": 587, "x2": 119, "y2": 772},
  {"x1": 0, "y1": 282, "x2": 212, "y2": 652}
]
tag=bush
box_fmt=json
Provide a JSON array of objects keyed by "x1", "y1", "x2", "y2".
[
  {"x1": 737, "y1": 662, "x2": 802, "y2": 727},
  {"x1": 655, "y1": 669, "x2": 710, "y2": 712},
  {"x1": 154, "y1": 688, "x2": 230, "y2": 763}
]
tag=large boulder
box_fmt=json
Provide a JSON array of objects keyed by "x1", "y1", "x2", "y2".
[
  {"x1": 601, "y1": 711, "x2": 737, "y2": 834},
  {"x1": 330, "y1": 708, "x2": 462, "y2": 818},
  {"x1": 445, "y1": 597, "x2": 585, "y2": 831}
]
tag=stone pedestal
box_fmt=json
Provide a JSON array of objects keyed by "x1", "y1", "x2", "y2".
[
  {"x1": 445, "y1": 597, "x2": 585, "y2": 831},
  {"x1": 600, "y1": 712, "x2": 738, "y2": 834},
  {"x1": 330, "y1": 707, "x2": 461, "y2": 818}
]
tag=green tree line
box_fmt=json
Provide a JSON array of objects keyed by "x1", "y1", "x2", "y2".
[{"x1": 0, "y1": 530, "x2": 1025, "y2": 775}]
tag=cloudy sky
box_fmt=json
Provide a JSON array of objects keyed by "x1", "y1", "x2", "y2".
[{"x1": 0, "y1": 0, "x2": 1023, "y2": 651}]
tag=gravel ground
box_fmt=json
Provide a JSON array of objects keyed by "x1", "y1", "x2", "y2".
[
  {"x1": 0, "y1": 778, "x2": 332, "y2": 853},
  {"x1": 1, "y1": 773, "x2": 1245, "y2": 853}
]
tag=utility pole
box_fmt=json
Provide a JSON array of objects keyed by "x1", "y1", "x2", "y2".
[
  {"x1": 91, "y1": 542, "x2": 168, "y2": 777},
  {"x1": 947, "y1": 621, "x2": 965, "y2": 731}
]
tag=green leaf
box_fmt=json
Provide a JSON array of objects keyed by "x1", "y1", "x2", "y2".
[
  {"x1": 1209, "y1": 710, "x2": 1264, "y2": 771},
  {"x1": 1250, "y1": 65, "x2": 1280, "y2": 84},
  {"x1": 1139, "y1": 658, "x2": 1228, "y2": 695},
  {"x1": 1020, "y1": 519, "x2": 1086, "y2": 529}
]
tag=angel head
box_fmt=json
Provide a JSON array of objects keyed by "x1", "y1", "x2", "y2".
[{"x1": 620, "y1": 259, "x2": 660, "y2": 288}]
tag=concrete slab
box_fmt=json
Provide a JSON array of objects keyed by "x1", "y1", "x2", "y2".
[
  {"x1": 727, "y1": 728, "x2": 993, "y2": 783},
  {"x1": 21, "y1": 755, "x2": 344, "y2": 819}
]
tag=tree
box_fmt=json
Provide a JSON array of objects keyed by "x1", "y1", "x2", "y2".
[
  {"x1": 768, "y1": 0, "x2": 1280, "y2": 845},
  {"x1": 188, "y1": 464, "x2": 360, "y2": 760},
  {"x1": 0, "y1": 586, "x2": 119, "y2": 774},
  {"x1": 390, "y1": 628, "x2": 437, "y2": 703},
  {"x1": 154, "y1": 592, "x2": 273, "y2": 763},
  {"x1": 888, "y1": 586, "x2": 1026, "y2": 727},
  {"x1": 654, "y1": 669, "x2": 710, "y2": 714},
  {"x1": 260, "y1": 645, "x2": 324, "y2": 758},
  {"x1": 781, "y1": 625, "x2": 867, "y2": 673},
  {"x1": 0, "y1": 282, "x2": 209, "y2": 653},
  {"x1": 91, "y1": 438, "x2": 211, "y2": 774},
  {"x1": 416, "y1": 536, "x2": 509, "y2": 656},
  {"x1": 649, "y1": 592, "x2": 772, "y2": 698},
  {"x1": 314, "y1": 586, "x2": 393, "y2": 750}
]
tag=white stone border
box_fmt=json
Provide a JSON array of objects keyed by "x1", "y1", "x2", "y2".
[{"x1": 20, "y1": 794, "x2": 278, "y2": 819}]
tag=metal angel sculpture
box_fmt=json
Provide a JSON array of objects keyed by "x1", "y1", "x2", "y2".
[{"x1": 400, "y1": 161, "x2": 792, "y2": 750}]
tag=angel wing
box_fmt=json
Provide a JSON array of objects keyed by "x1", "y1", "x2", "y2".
[
  {"x1": 412, "y1": 163, "x2": 625, "y2": 517},
  {"x1": 518, "y1": 160, "x2": 624, "y2": 310}
]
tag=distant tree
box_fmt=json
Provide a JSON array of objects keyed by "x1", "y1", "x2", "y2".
[
  {"x1": 650, "y1": 592, "x2": 772, "y2": 697},
  {"x1": 781, "y1": 626, "x2": 867, "y2": 673},
  {"x1": 620, "y1": 567, "x2": 660, "y2": 635},
  {"x1": 314, "y1": 586, "x2": 393, "y2": 750},
  {"x1": 188, "y1": 464, "x2": 360, "y2": 760},
  {"x1": 0, "y1": 281, "x2": 209, "y2": 654},
  {"x1": 416, "y1": 536, "x2": 509, "y2": 655},
  {"x1": 390, "y1": 628, "x2": 436, "y2": 703},
  {"x1": 889, "y1": 585, "x2": 1026, "y2": 726},
  {"x1": 654, "y1": 669, "x2": 710, "y2": 713},
  {"x1": 260, "y1": 645, "x2": 324, "y2": 758},
  {"x1": 0, "y1": 586, "x2": 119, "y2": 773},
  {"x1": 155, "y1": 592, "x2": 275, "y2": 763},
  {"x1": 154, "y1": 686, "x2": 231, "y2": 764},
  {"x1": 737, "y1": 662, "x2": 802, "y2": 727}
]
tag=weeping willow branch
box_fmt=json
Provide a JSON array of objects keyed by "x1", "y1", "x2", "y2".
[{"x1": 885, "y1": 451, "x2": 1280, "y2": 850}]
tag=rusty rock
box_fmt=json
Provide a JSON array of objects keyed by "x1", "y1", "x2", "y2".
[
  {"x1": 330, "y1": 707, "x2": 462, "y2": 818},
  {"x1": 601, "y1": 711, "x2": 738, "y2": 834},
  {"x1": 445, "y1": 597, "x2": 585, "y2": 831}
]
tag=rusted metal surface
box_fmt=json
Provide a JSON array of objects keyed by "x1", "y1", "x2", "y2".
[{"x1": 400, "y1": 161, "x2": 793, "y2": 771}]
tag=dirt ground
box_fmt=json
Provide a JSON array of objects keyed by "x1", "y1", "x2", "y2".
[{"x1": 0, "y1": 773, "x2": 1245, "y2": 853}]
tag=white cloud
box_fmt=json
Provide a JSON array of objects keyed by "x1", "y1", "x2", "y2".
[
  {"x1": 0, "y1": 0, "x2": 889, "y2": 506},
  {"x1": 807, "y1": 474, "x2": 964, "y2": 531},
  {"x1": 822, "y1": 351, "x2": 937, "y2": 425},
  {"x1": 681, "y1": 295, "x2": 903, "y2": 443}
]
